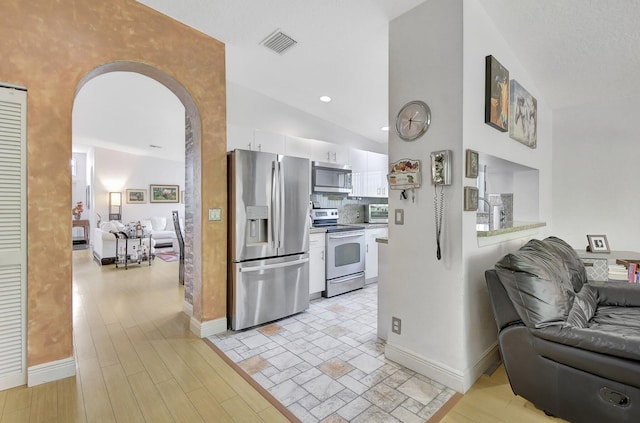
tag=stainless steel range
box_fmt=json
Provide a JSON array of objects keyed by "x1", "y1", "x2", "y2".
[{"x1": 311, "y1": 209, "x2": 365, "y2": 297}]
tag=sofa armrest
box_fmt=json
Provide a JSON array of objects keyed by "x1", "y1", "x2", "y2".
[
  {"x1": 591, "y1": 282, "x2": 640, "y2": 307},
  {"x1": 534, "y1": 325, "x2": 640, "y2": 361}
]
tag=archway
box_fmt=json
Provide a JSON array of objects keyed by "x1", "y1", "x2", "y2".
[{"x1": 75, "y1": 61, "x2": 202, "y2": 318}]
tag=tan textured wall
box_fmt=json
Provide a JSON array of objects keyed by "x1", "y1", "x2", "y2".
[{"x1": 0, "y1": 0, "x2": 226, "y2": 367}]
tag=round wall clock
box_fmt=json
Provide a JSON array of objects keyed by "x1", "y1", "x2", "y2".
[{"x1": 395, "y1": 100, "x2": 431, "y2": 141}]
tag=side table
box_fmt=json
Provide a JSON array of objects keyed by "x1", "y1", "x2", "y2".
[
  {"x1": 112, "y1": 232, "x2": 153, "y2": 269},
  {"x1": 72, "y1": 219, "x2": 90, "y2": 244},
  {"x1": 576, "y1": 250, "x2": 640, "y2": 282}
]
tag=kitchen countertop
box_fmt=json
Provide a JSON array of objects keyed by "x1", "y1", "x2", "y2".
[
  {"x1": 376, "y1": 237, "x2": 388, "y2": 244},
  {"x1": 344, "y1": 223, "x2": 388, "y2": 229},
  {"x1": 309, "y1": 227, "x2": 327, "y2": 234},
  {"x1": 476, "y1": 221, "x2": 546, "y2": 237}
]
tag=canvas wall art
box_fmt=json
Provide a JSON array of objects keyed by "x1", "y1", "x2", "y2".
[
  {"x1": 509, "y1": 79, "x2": 537, "y2": 148},
  {"x1": 485, "y1": 55, "x2": 509, "y2": 132}
]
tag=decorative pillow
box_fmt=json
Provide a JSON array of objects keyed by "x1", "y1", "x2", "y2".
[
  {"x1": 543, "y1": 236, "x2": 588, "y2": 292},
  {"x1": 150, "y1": 217, "x2": 167, "y2": 231},
  {"x1": 112, "y1": 220, "x2": 125, "y2": 231},
  {"x1": 140, "y1": 219, "x2": 153, "y2": 232},
  {"x1": 100, "y1": 221, "x2": 116, "y2": 232},
  {"x1": 565, "y1": 284, "x2": 597, "y2": 328},
  {"x1": 495, "y1": 239, "x2": 575, "y2": 328}
]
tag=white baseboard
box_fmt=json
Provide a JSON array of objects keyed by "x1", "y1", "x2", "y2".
[
  {"x1": 385, "y1": 343, "x2": 464, "y2": 393},
  {"x1": 27, "y1": 357, "x2": 76, "y2": 387},
  {"x1": 182, "y1": 300, "x2": 193, "y2": 317},
  {"x1": 385, "y1": 342, "x2": 501, "y2": 393},
  {"x1": 464, "y1": 342, "x2": 500, "y2": 391},
  {"x1": 190, "y1": 316, "x2": 227, "y2": 338}
]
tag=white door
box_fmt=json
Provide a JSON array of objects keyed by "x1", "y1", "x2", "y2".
[{"x1": 0, "y1": 85, "x2": 27, "y2": 389}]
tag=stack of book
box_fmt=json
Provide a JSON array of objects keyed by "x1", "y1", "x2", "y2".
[
  {"x1": 612, "y1": 259, "x2": 640, "y2": 283},
  {"x1": 608, "y1": 264, "x2": 629, "y2": 281}
]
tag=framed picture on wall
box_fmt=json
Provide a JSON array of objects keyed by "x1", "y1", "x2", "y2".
[
  {"x1": 464, "y1": 186, "x2": 478, "y2": 211},
  {"x1": 485, "y1": 55, "x2": 509, "y2": 132},
  {"x1": 587, "y1": 234, "x2": 610, "y2": 253},
  {"x1": 126, "y1": 189, "x2": 146, "y2": 204},
  {"x1": 150, "y1": 184, "x2": 179, "y2": 203},
  {"x1": 465, "y1": 149, "x2": 479, "y2": 178},
  {"x1": 509, "y1": 79, "x2": 537, "y2": 148}
]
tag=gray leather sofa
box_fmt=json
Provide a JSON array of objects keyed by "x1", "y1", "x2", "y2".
[{"x1": 486, "y1": 236, "x2": 640, "y2": 422}]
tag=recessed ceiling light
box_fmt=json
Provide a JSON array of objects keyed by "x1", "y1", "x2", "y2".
[
  {"x1": 319, "y1": 95, "x2": 332, "y2": 103},
  {"x1": 381, "y1": 126, "x2": 389, "y2": 132},
  {"x1": 149, "y1": 144, "x2": 162, "y2": 149}
]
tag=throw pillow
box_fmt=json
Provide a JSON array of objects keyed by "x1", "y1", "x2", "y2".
[
  {"x1": 495, "y1": 240, "x2": 575, "y2": 329},
  {"x1": 112, "y1": 220, "x2": 125, "y2": 231},
  {"x1": 140, "y1": 220, "x2": 153, "y2": 232},
  {"x1": 565, "y1": 284, "x2": 597, "y2": 328},
  {"x1": 150, "y1": 217, "x2": 167, "y2": 231},
  {"x1": 100, "y1": 221, "x2": 116, "y2": 232},
  {"x1": 543, "y1": 236, "x2": 588, "y2": 292}
]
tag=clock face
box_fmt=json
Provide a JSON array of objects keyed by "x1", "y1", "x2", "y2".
[{"x1": 395, "y1": 101, "x2": 431, "y2": 141}]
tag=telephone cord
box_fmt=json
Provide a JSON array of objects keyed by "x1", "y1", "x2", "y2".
[{"x1": 434, "y1": 184, "x2": 444, "y2": 260}]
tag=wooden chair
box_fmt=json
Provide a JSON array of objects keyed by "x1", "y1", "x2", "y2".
[{"x1": 172, "y1": 211, "x2": 185, "y2": 285}]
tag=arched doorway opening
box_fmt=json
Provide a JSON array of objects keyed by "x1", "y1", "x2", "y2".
[{"x1": 72, "y1": 61, "x2": 202, "y2": 317}]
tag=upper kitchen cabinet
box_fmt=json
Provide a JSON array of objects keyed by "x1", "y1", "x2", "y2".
[
  {"x1": 253, "y1": 129, "x2": 285, "y2": 154},
  {"x1": 349, "y1": 148, "x2": 368, "y2": 197},
  {"x1": 348, "y1": 149, "x2": 389, "y2": 198},
  {"x1": 227, "y1": 125, "x2": 254, "y2": 152},
  {"x1": 227, "y1": 126, "x2": 285, "y2": 154},
  {"x1": 285, "y1": 136, "x2": 348, "y2": 164}
]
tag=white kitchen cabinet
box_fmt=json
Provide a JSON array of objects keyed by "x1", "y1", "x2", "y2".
[
  {"x1": 227, "y1": 125, "x2": 254, "y2": 152},
  {"x1": 366, "y1": 151, "x2": 389, "y2": 198},
  {"x1": 286, "y1": 136, "x2": 348, "y2": 164},
  {"x1": 227, "y1": 127, "x2": 285, "y2": 154},
  {"x1": 253, "y1": 129, "x2": 285, "y2": 154},
  {"x1": 348, "y1": 148, "x2": 368, "y2": 197},
  {"x1": 365, "y1": 227, "x2": 388, "y2": 282},
  {"x1": 309, "y1": 232, "x2": 326, "y2": 295}
]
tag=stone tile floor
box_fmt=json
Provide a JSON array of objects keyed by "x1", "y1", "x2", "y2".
[{"x1": 208, "y1": 284, "x2": 455, "y2": 422}]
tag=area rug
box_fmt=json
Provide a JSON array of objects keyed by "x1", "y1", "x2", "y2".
[{"x1": 155, "y1": 252, "x2": 179, "y2": 262}]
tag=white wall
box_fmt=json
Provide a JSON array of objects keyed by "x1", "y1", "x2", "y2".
[
  {"x1": 92, "y1": 147, "x2": 185, "y2": 231},
  {"x1": 386, "y1": 0, "x2": 555, "y2": 393},
  {"x1": 553, "y1": 95, "x2": 640, "y2": 251},
  {"x1": 387, "y1": 0, "x2": 466, "y2": 390},
  {"x1": 461, "y1": 0, "x2": 553, "y2": 390},
  {"x1": 227, "y1": 81, "x2": 386, "y2": 154}
]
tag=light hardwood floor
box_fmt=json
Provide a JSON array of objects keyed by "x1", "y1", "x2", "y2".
[
  {"x1": 0, "y1": 249, "x2": 290, "y2": 423},
  {"x1": 1, "y1": 249, "x2": 566, "y2": 423},
  {"x1": 437, "y1": 365, "x2": 566, "y2": 423}
]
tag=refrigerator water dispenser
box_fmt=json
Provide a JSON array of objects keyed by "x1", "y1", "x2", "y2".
[{"x1": 246, "y1": 205, "x2": 268, "y2": 244}]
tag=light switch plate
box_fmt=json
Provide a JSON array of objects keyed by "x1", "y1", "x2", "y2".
[
  {"x1": 208, "y1": 208, "x2": 222, "y2": 221},
  {"x1": 395, "y1": 209, "x2": 404, "y2": 225}
]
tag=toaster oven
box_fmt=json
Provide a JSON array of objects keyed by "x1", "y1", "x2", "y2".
[{"x1": 365, "y1": 204, "x2": 388, "y2": 223}]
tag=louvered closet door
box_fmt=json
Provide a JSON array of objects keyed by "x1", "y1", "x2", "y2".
[{"x1": 0, "y1": 86, "x2": 26, "y2": 390}]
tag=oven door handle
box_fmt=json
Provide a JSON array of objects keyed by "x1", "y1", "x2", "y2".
[{"x1": 328, "y1": 231, "x2": 365, "y2": 239}]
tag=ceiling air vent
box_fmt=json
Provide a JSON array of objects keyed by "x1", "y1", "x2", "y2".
[{"x1": 261, "y1": 30, "x2": 297, "y2": 55}]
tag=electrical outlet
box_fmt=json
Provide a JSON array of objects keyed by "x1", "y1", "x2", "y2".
[
  {"x1": 392, "y1": 316, "x2": 402, "y2": 335},
  {"x1": 208, "y1": 208, "x2": 222, "y2": 221}
]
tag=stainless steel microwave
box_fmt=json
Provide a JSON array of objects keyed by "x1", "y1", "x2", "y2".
[
  {"x1": 365, "y1": 203, "x2": 388, "y2": 223},
  {"x1": 312, "y1": 161, "x2": 352, "y2": 194}
]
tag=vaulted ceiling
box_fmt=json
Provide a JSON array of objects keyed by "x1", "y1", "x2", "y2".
[{"x1": 74, "y1": 1, "x2": 640, "y2": 160}]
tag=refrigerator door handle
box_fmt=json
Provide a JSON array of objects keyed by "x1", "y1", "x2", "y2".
[
  {"x1": 271, "y1": 161, "x2": 278, "y2": 248},
  {"x1": 279, "y1": 160, "x2": 285, "y2": 249},
  {"x1": 239, "y1": 257, "x2": 310, "y2": 273}
]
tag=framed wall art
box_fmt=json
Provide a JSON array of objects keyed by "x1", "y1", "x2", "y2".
[
  {"x1": 587, "y1": 234, "x2": 610, "y2": 253},
  {"x1": 150, "y1": 184, "x2": 179, "y2": 203},
  {"x1": 465, "y1": 149, "x2": 479, "y2": 178},
  {"x1": 485, "y1": 55, "x2": 509, "y2": 132},
  {"x1": 126, "y1": 189, "x2": 146, "y2": 204},
  {"x1": 509, "y1": 79, "x2": 537, "y2": 148},
  {"x1": 464, "y1": 186, "x2": 478, "y2": 211}
]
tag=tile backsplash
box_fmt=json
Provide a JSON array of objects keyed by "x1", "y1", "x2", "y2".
[{"x1": 310, "y1": 194, "x2": 387, "y2": 223}]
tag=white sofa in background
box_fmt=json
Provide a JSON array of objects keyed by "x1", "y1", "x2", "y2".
[{"x1": 92, "y1": 217, "x2": 179, "y2": 265}]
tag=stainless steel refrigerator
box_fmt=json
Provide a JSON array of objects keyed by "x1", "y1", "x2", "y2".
[{"x1": 228, "y1": 149, "x2": 310, "y2": 330}]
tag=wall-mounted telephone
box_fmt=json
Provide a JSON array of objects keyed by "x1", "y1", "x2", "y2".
[
  {"x1": 430, "y1": 150, "x2": 452, "y2": 261},
  {"x1": 430, "y1": 150, "x2": 452, "y2": 186}
]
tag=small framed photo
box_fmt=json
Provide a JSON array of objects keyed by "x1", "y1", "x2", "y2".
[
  {"x1": 126, "y1": 189, "x2": 146, "y2": 204},
  {"x1": 485, "y1": 55, "x2": 509, "y2": 132},
  {"x1": 465, "y1": 149, "x2": 479, "y2": 178},
  {"x1": 464, "y1": 186, "x2": 478, "y2": 211},
  {"x1": 150, "y1": 184, "x2": 179, "y2": 203},
  {"x1": 587, "y1": 234, "x2": 610, "y2": 253}
]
